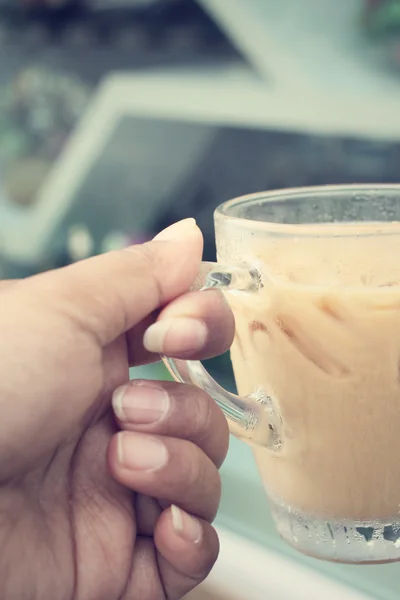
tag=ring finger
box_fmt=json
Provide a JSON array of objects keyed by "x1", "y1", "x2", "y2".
[{"x1": 108, "y1": 432, "x2": 221, "y2": 522}]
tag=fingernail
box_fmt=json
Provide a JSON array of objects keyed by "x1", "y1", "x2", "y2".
[
  {"x1": 143, "y1": 318, "x2": 207, "y2": 354},
  {"x1": 153, "y1": 218, "x2": 197, "y2": 242},
  {"x1": 171, "y1": 505, "x2": 203, "y2": 544},
  {"x1": 113, "y1": 382, "x2": 170, "y2": 424},
  {"x1": 117, "y1": 433, "x2": 168, "y2": 471}
]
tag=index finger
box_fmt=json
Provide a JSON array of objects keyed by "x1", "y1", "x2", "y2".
[{"x1": 126, "y1": 289, "x2": 235, "y2": 366}]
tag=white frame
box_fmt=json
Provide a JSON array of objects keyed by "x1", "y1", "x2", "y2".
[{"x1": 2, "y1": 64, "x2": 400, "y2": 263}]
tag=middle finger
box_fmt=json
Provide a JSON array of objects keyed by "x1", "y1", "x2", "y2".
[
  {"x1": 126, "y1": 289, "x2": 235, "y2": 366},
  {"x1": 108, "y1": 431, "x2": 221, "y2": 522}
]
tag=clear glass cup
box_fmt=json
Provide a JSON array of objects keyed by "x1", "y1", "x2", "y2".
[{"x1": 164, "y1": 184, "x2": 400, "y2": 564}]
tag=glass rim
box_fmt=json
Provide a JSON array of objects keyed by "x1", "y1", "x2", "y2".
[{"x1": 214, "y1": 184, "x2": 400, "y2": 237}]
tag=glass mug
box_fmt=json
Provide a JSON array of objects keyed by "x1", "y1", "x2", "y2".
[{"x1": 163, "y1": 184, "x2": 400, "y2": 564}]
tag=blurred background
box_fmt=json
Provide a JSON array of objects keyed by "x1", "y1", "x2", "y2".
[{"x1": 1, "y1": 1, "x2": 400, "y2": 598}]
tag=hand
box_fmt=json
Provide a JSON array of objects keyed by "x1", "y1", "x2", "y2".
[{"x1": 0, "y1": 219, "x2": 234, "y2": 600}]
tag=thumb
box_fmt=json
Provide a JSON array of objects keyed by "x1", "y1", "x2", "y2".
[{"x1": 29, "y1": 219, "x2": 203, "y2": 345}]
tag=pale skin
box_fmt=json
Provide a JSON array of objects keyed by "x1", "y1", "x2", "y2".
[{"x1": 0, "y1": 219, "x2": 235, "y2": 600}]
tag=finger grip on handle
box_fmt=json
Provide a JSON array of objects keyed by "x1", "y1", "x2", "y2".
[{"x1": 162, "y1": 262, "x2": 282, "y2": 451}]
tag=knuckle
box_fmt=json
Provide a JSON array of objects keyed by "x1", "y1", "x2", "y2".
[
  {"x1": 191, "y1": 449, "x2": 221, "y2": 516},
  {"x1": 176, "y1": 384, "x2": 229, "y2": 468},
  {"x1": 193, "y1": 389, "x2": 229, "y2": 466},
  {"x1": 164, "y1": 440, "x2": 200, "y2": 494},
  {"x1": 186, "y1": 442, "x2": 220, "y2": 496},
  {"x1": 128, "y1": 243, "x2": 157, "y2": 270},
  {"x1": 184, "y1": 442, "x2": 206, "y2": 489},
  {"x1": 127, "y1": 244, "x2": 164, "y2": 306},
  {"x1": 190, "y1": 387, "x2": 215, "y2": 439}
]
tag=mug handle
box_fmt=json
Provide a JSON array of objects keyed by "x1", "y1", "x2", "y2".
[{"x1": 162, "y1": 262, "x2": 282, "y2": 451}]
